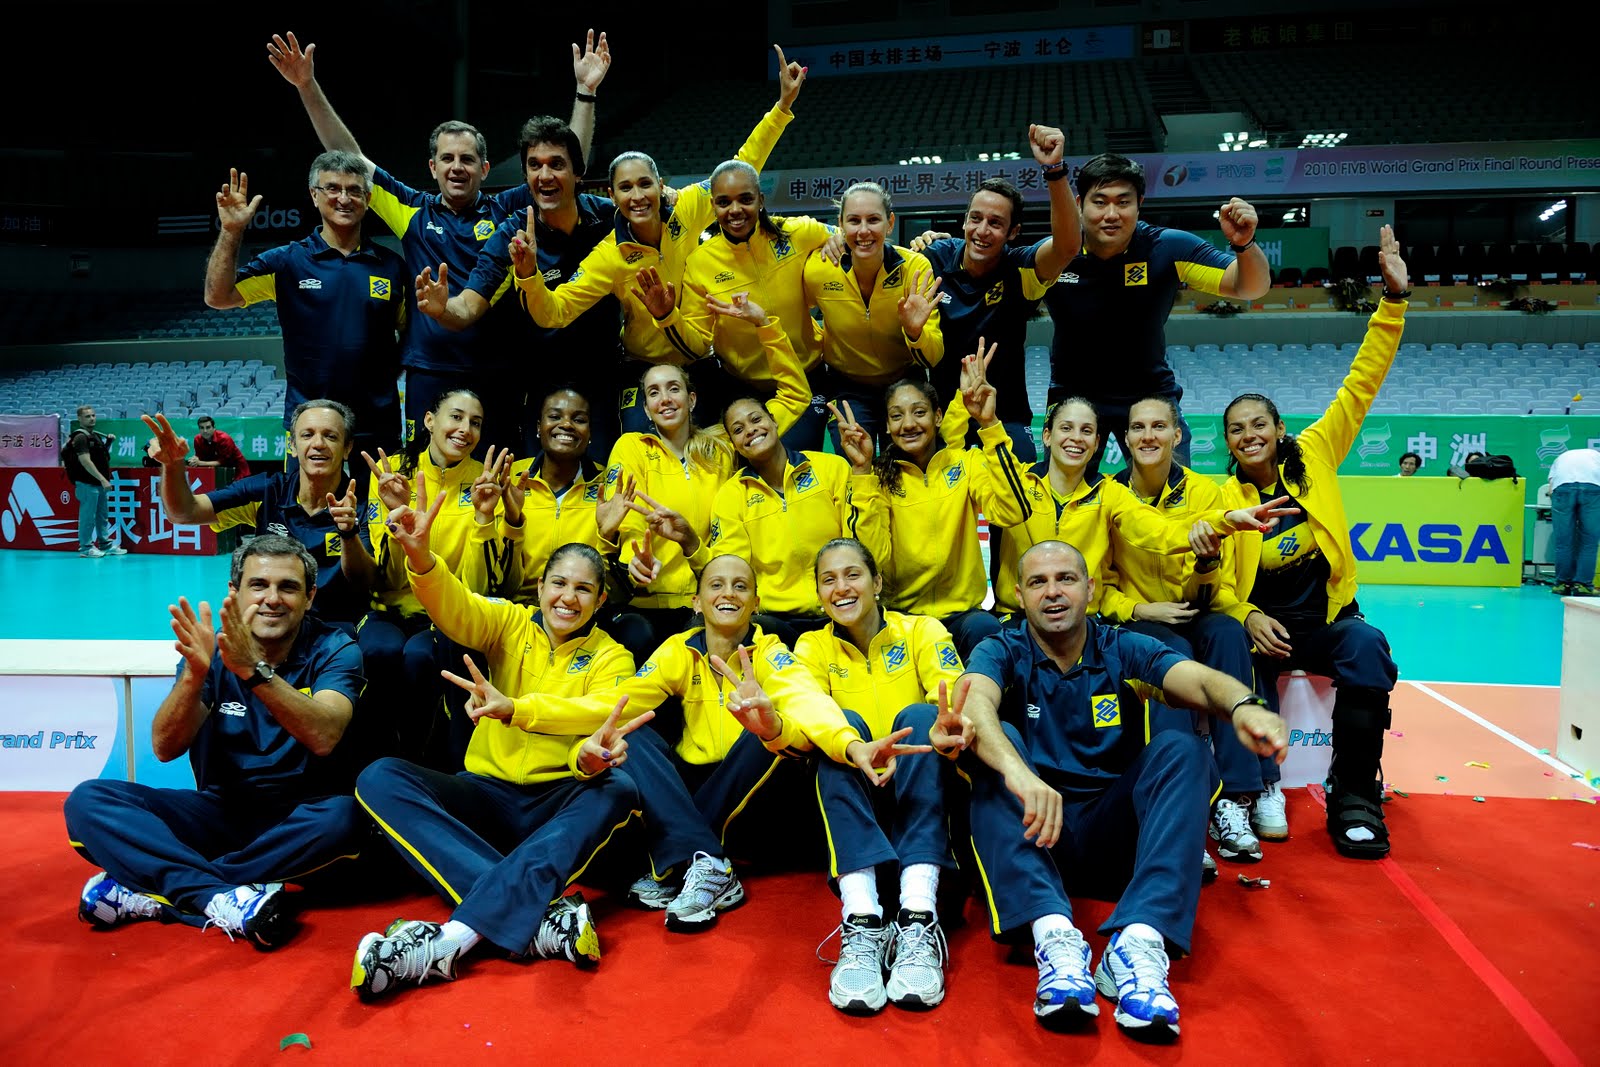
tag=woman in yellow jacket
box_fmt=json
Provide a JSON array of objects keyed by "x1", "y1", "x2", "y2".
[
  {"x1": 794, "y1": 537, "x2": 964, "y2": 1015},
  {"x1": 512, "y1": 47, "x2": 808, "y2": 437},
  {"x1": 606, "y1": 294, "x2": 811, "y2": 648},
  {"x1": 705, "y1": 391, "x2": 890, "y2": 645},
  {"x1": 350, "y1": 478, "x2": 649, "y2": 998},
  {"x1": 802, "y1": 181, "x2": 945, "y2": 450},
  {"x1": 1102, "y1": 396, "x2": 1275, "y2": 867},
  {"x1": 647, "y1": 159, "x2": 833, "y2": 450},
  {"x1": 1190, "y1": 226, "x2": 1409, "y2": 860},
  {"x1": 837, "y1": 361, "x2": 1029, "y2": 659},
  {"x1": 565, "y1": 554, "x2": 908, "y2": 933},
  {"x1": 361, "y1": 387, "x2": 507, "y2": 766}
]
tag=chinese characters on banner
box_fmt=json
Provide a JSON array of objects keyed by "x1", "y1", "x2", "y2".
[
  {"x1": 775, "y1": 26, "x2": 1135, "y2": 78},
  {"x1": 0, "y1": 416, "x2": 60, "y2": 467},
  {"x1": 0, "y1": 467, "x2": 220, "y2": 555}
]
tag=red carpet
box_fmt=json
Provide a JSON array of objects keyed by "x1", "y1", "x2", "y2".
[{"x1": 3, "y1": 789, "x2": 1595, "y2": 1065}]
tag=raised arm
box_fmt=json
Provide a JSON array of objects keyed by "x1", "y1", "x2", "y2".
[
  {"x1": 142, "y1": 414, "x2": 213, "y2": 524},
  {"x1": 267, "y1": 32, "x2": 370, "y2": 165},
  {"x1": 1028, "y1": 124, "x2": 1082, "y2": 280},
  {"x1": 152, "y1": 598, "x2": 215, "y2": 761},
  {"x1": 217, "y1": 591, "x2": 355, "y2": 757},
  {"x1": 940, "y1": 670, "x2": 1063, "y2": 847},
  {"x1": 568, "y1": 30, "x2": 611, "y2": 174},
  {"x1": 203, "y1": 169, "x2": 260, "y2": 310},
  {"x1": 1213, "y1": 197, "x2": 1271, "y2": 300}
]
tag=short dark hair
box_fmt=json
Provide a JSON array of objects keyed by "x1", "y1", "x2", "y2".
[
  {"x1": 231, "y1": 533, "x2": 318, "y2": 589},
  {"x1": 519, "y1": 115, "x2": 585, "y2": 177},
  {"x1": 1400, "y1": 451, "x2": 1422, "y2": 467},
  {"x1": 429, "y1": 121, "x2": 487, "y2": 162},
  {"x1": 1075, "y1": 153, "x2": 1146, "y2": 201},
  {"x1": 196, "y1": 415, "x2": 216, "y2": 427},
  {"x1": 546, "y1": 542, "x2": 606, "y2": 586},
  {"x1": 969, "y1": 178, "x2": 1024, "y2": 233},
  {"x1": 814, "y1": 537, "x2": 880, "y2": 581}
]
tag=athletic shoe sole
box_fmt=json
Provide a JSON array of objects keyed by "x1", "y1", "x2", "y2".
[
  {"x1": 829, "y1": 988, "x2": 888, "y2": 1015},
  {"x1": 351, "y1": 932, "x2": 384, "y2": 998},
  {"x1": 1214, "y1": 842, "x2": 1263, "y2": 862},
  {"x1": 1034, "y1": 998, "x2": 1100, "y2": 1031},
  {"x1": 1093, "y1": 973, "x2": 1179, "y2": 1042},
  {"x1": 664, "y1": 881, "x2": 746, "y2": 933},
  {"x1": 887, "y1": 984, "x2": 945, "y2": 1011}
]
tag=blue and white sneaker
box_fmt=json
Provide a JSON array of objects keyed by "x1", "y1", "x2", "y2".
[
  {"x1": 79, "y1": 871, "x2": 163, "y2": 929},
  {"x1": 1094, "y1": 929, "x2": 1180, "y2": 1040},
  {"x1": 202, "y1": 883, "x2": 292, "y2": 950},
  {"x1": 1033, "y1": 926, "x2": 1099, "y2": 1028}
]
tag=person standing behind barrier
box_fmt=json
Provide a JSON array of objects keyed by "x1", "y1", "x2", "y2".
[
  {"x1": 803, "y1": 182, "x2": 945, "y2": 449},
  {"x1": 204, "y1": 157, "x2": 406, "y2": 475},
  {"x1": 909, "y1": 125, "x2": 1082, "y2": 462},
  {"x1": 1397, "y1": 452, "x2": 1421, "y2": 477},
  {"x1": 1549, "y1": 445, "x2": 1600, "y2": 596},
  {"x1": 64, "y1": 405, "x2": 123, "y2": 558},
  {"x1": 191, "y1": 416, "x2": 252, "y2": 478},
  {"x1": 794, "y1": 538, "x2": 962, "y2": 1015},
  {"x1": 1189, "y1": 225, "x2": 1409, "y2": 860},
  {"x1": 1042, "y1": 153, "x2": 1270, "y2": 474},
  {"x1": 1103, "y1": 397, "x2": 1279, "y2": 864},
  {"x1": 510, "y1": 45, "x2": 808, "y2": 442}
]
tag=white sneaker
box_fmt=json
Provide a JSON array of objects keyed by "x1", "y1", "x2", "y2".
[
  {"x1": 202, "y1": 883, "x2": 291, "y2": 949},
  {"x1": 822, "y1": 913, "x2": 891, "y2": 1014},
  {"x1": 1250, "y1": 782, "x2": 1289, "y2": 841},
  {"x1": 884, "y1": 909, "x2": 948, "y2": 1009},
  {"x1": 100, "y1": 544, "x2": 128, "y2": 556},
  {"x1": 80, "y1": 546, "x2": 105, "y2": 558},
  {"x1": 664, "y1": 852, "x2": 744, "y2": 932},
  {"x1": 1094, "y1": 929, "x2": 1180, "y2": 1039},
  {"x1": 1209, "y1": 798, "x2": 1263, "y2": 862}
]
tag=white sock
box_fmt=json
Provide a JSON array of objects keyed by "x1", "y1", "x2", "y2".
[
  {"x1": 437, "y1": 919, "x2": 482, "y2": 956},
  {"x1": 1031, "y1": 913, "x2": 1075, "y2": 943},
  {"x1": 1344, "y1": 825, "x2": 1377, "y2": 842},
  {"x1": 899, "y1": 863, "x2": 940, "y2": 917},
  {"x1": 838, "y1": 869, "x2": 881, "y2": 921},
  {"x1": 1119, "y1": 922, "x2": 1163, "y2": 945}
]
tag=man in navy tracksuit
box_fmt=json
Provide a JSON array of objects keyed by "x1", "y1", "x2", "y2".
[
  {"x1": 932, "y1": 540, "x2": 1285, "y2": 1042},
  {"x1": 64, "y1": 535, "x2": 366, "y2": 949}
]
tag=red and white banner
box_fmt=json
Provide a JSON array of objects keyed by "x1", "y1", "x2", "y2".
[{"x1": 0, "y1": 466, "x2": 221, "y2": 555}]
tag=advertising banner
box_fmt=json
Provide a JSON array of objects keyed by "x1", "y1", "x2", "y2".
[
  {"x1": 1338, "y1": 475, "x2": 1523, "y2": 587},
  {"x1": 0, "y1": 676, "x2": 121, "y2": 789},
  {"x1": 0, "y1": 415, "x2": 61, "y2": 467},
  {"x1": 773, "y1": 26, "x2": 1134, "y2": 78},
  {"x1": 749, "y1": 140, "x2": 1600, "y2": 214},
  {"x1": 0, "y1": 467, "x2": 220, "y2": 554},
  {"x1": 1191, "y1": 227, "x2": 1330, "y2": 273},
  {"x1": 97, "y1": 417, "x2": 287, "y2": 466}
]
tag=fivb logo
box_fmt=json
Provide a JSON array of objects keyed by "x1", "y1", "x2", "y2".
[
  {"x1": 1357, "y1": 423, "x2": 1391, "y2": 460},
  {"x1": 1537, "y1": 426, "x2": 1571, "y2": 463},
  {"x1": 1, "y1": 473, "x2": 75, "y2": 546}
]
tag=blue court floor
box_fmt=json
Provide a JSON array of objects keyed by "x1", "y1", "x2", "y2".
[{"x1": 0, "y1": 549, "x2": 1567, "y2": 686}]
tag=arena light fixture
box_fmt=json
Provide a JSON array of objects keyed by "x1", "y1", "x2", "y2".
[{"x1": 1539, "y1": 199, "x2": 1568, "y2": 222}]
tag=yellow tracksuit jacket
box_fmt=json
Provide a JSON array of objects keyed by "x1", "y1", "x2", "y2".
[
  {"x1": 1099, "y1": 464, "x2": 1232, "y2": 623},
  {"x1": 468, "y1": 455, "x2": 609, "y2": 604},
  {"x1": 857, "y1": 422, "x2": 1030, "y2": 617},
  {"x1": 606, "y1": 319, "x2": 812, "y2": 608},
  {"x1": 556, "y1": 625, "x2": 859, "y2": 766},
  {"x1": 792, "y1": 612, "x2": 963, "y2": 740},
  {"x1": 514, "y1": 106, "x2": 795, "y2": 366},
  {"x1": 368, "y1": 450, "x2": 500, "y2": 618},
  {"x1": 653, "y1": 216, "x2": 833, "y2": 383},
  {"x1": 1212, "y1": 299, "x2": 1406, "y2": 626},
  {"x1": 802, "y1": 244, "x2": 944, "y2": 386},
  {"x1": 408, "y1": 554, "x2": 636, "y2": 783},
  {"x1": 706, "y1": 448, "x2": 888, "y2": 615}
]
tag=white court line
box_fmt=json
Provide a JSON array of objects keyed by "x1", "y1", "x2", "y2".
[
  {"x1": 1404, "y1": 680, "x2": 1559, "y2": 690},
  {"x1": 1405, "y1": 680, "x2": 1599, "y2": 792}
]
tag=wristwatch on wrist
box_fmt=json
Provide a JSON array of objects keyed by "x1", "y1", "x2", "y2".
[
  {"x1": 1230, "y1": 239, "x2": 1256, "y2": 254},
  {"x1": 1229, "y1": 694, "x2": 1269, "y2": 717},
  {"x1": 245, "y1": 661, "x2": 276, "y2": 689}
]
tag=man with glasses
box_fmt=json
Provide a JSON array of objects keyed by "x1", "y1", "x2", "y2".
[{"x1": 203, "y1": 151, "x2": 407, "y2": 479}]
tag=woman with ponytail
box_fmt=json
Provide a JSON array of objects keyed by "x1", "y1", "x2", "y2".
[{"x1": 1190, "y1": 225, "x2": 1410, "y2": 860}]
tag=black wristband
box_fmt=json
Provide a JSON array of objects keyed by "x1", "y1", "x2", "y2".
[
  {"x1": 1230, "y1": 240, "x2": 1256, "y2": 254},
  {"x1": 575, "y1": 91, "x2": 597, "y2": 103},
  {"x1": 1043, "y1": 166, "x2": 1068, "y2": 183},
  {"x1": 1229, "y1": 694, "x2": 1269, "y2": 717},
  {"x1": 1381, "y1": 288, "x2": 1412, "y2": 302}
]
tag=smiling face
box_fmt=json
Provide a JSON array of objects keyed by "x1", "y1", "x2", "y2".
[
  {"x1": 424, "y1": 392, "x2": 484, "y2": 464},
  {"x1": 1224, "y1": 398, "x2": 1282, "y2": 478},
  {"x1": 724, "y1": 398, "x2": 781, "y2": 466},
  {"x1": 1017, "y1": 542, "x2": 1092, "y2": 640},
  {"x1": 429, "y1": 131, "x2": 488, "y2": 209},
  {"x1": 815, "y1": 543, "x2": 882, "y2": 632},
  {"x1": 1124, "y1": 399, "x2": 1180, "y2": 473},
  {"x1": 538, "y1": 553, "x2": 605, "y2": 644},
  {"x1": 1044, "y1": 401, "x2": 1098, "y2": 477},
  {"x1": 539, "y1": 389, "x2": 591, "y2": 461},
  {"x1": 711, "y1": 169, "x2": 762, "y2": 241},
  {"x1": 525, "y1": 141, "x2": 576, "y2": 214},
  {"x1": 611, "y1": 158, "x2": 660, "y2": 230},
  {"x1": 642, "y1": 366, "x2": 693, "y2": 435},
  {"x1": 962, "y1": 190, "x2": 1019, "y2": 269},
  {"x1": 840, "y1": 189, "x2": 892, "y2": 262},
  {"x1": 292, "y1": 406, "x2": 352, "y2": 478},
  {"x1": 885, "y1": 383, "x2": 938, "y2": 463},
  {"x1": 311, "y1": 169, "x2": 369, "y2": 229},
  {"x1": 1080, "y1": 179, "x2": 1141, "y2": 257},
  {"x1": 694, "y1": 555, "x2": 758, "y2": 635},
  {"x1": 232, "y1": 552, "x2": 313, "y2": 646}
]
